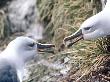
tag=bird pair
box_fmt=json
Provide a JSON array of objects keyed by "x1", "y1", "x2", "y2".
[{"x1": 0, "y1": 0, "x2": 110, "y2": 82}]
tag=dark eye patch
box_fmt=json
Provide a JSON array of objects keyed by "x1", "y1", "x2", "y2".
[
  {"x1": 84, "y1": 27, "x2": 91, "y2": 30},
  {"x1": 28, "y1": 43, "x2": 35, "y2": 47}
]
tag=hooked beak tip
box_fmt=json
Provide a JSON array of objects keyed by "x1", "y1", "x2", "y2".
[
  {"x1": 63, "y1": 29, "x2": 83, "y2": 47},
  {"x1": 64, "y1": 36, "x2": 72, "y2": 42}
]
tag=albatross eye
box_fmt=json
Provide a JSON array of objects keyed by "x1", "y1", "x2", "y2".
[
  {"x1": 84, "y1": 27, "x2": 91, "y2": 30},
  {"x1": 28, "y1": 43, "x2": 35, "y2": 47}
]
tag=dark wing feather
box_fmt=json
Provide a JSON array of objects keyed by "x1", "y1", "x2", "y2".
[{"x1": 0, "y1": 60, "x2": 20, "y2": 82}]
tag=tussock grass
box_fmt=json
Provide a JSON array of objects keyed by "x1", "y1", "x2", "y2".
[{"x1": 36, "y1": 0, "x2": 108, "y2": 82}]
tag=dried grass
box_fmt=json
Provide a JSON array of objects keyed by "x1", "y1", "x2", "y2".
[{"x1": 36, "y1": 0, "x2": 109, "y2": 82}]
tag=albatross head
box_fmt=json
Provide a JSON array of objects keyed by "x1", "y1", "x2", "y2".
[
  {"x1": 4, "y1": 36, "x2": 55, "y2": 62},
  {"x1": 63, "y1": 11, "x2": 110, "y2": 47}
]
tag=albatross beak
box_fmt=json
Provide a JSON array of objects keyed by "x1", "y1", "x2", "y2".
[
  {"x1": 36, "y1": 43, "x2": 55, "y2": 54},
  {"x1": 63, "y1": 29, "x2": 83, "y2": 47}
]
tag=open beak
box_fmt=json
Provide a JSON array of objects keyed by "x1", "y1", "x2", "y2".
[
  {"x1": 36, "y1": 43, "x2": 55, "y2": 54},
  {"x1": 63, "y1": 29, "x2": 83, "y2": 47}
]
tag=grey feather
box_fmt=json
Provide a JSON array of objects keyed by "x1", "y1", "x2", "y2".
[{"x1": 0, "y1": 60, "x2": 20, "y2": 82}]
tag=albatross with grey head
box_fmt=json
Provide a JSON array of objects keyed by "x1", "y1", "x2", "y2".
[
  {"x1": 64, "y1": 0, "x2": 110, "y2": 47},
  {"x1": 0, "y1": 36, "x2": 54, "y2": 82}
]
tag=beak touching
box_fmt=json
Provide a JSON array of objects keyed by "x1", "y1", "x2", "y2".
[
  {"x1": 63, "y1": 29, "x2": 83, "y2": 47},
  {"x1": 36, "y1": 42, "x2": 55, "y2": 54}
]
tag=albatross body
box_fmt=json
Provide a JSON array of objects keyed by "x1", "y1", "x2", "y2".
[
  {"x1": 64, "y1": 0, "x2": 110, "y2": 46},
  {"x1": 0, "y1": 36, "x2": 54, "y2": 82}
]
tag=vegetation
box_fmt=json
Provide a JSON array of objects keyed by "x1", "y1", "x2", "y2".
[
  {"x1": 36, "y1": 0, "x2": 110, "y2": 82},
  {"x1": 0, "y1": 0, "x2": 110, "y2": 82}
]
